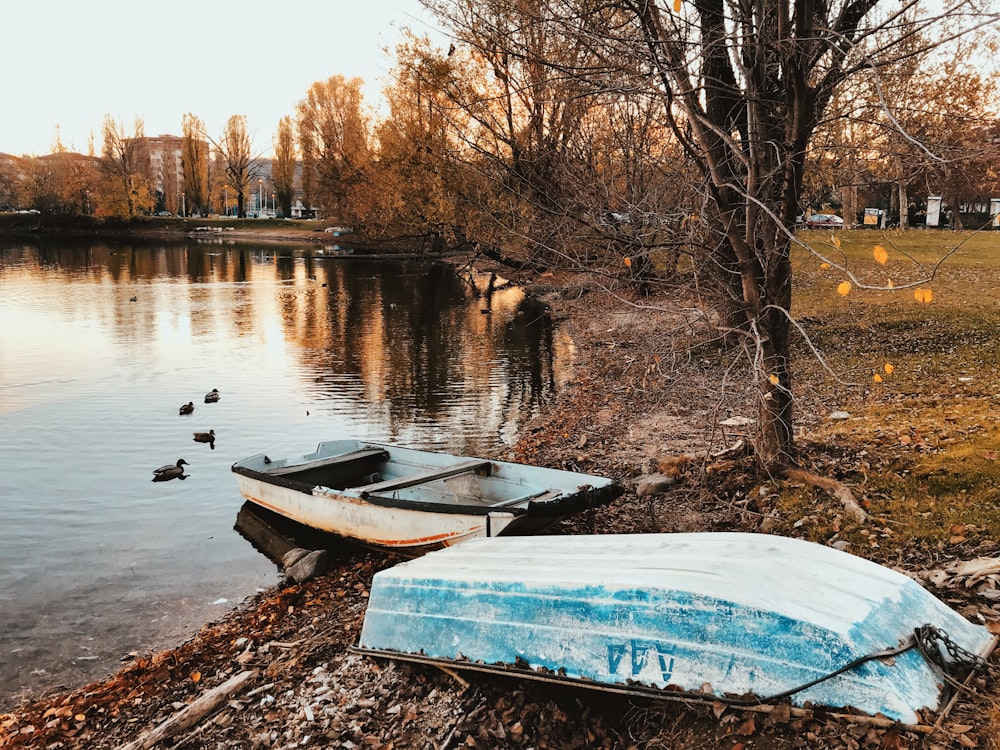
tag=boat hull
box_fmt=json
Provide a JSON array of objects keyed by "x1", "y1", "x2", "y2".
[
  {"x1": 357, "y1": 533, "x2": 995, "y2": 724},
  {"x1": 232, "y1": 440, "x2": 621, "y2": 554}
]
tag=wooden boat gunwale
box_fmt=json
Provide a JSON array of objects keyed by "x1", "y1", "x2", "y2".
[{"x1": 353, "y1": 639, "x2": 1000, "y2": 732}]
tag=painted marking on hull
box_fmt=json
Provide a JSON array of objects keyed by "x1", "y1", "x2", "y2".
[{"x1": 608, "y1": 641, "x2": 676, "y2": 681}]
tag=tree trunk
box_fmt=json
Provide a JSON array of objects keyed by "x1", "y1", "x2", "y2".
[
  {"x1": 844, "y1": 185, "x2": 857, "y2": 229},
  {"x1": 897, "y1": 182, "x2": 909, "y2": 229},
  {"x1": 754, "y1": 237, "x2": 795, "y2": 470}
]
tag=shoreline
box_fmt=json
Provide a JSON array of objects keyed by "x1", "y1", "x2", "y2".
[{"x1": 3, "y1": 230, "x2": 998, "y2": 749}]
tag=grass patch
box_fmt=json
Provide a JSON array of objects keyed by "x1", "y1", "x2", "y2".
[{"x1": 772, "y1": 229, "x2": 1000, "y2": 554}]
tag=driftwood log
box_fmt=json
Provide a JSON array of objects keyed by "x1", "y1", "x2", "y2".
[
  {"x1": 781, "y1": 466, "x2": 868, "y2": 524},
  {"x1": 118, "y1": 669, "x2": 257, "y2": 750}
]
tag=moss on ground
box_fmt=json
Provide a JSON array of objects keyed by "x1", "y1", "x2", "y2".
[{"x1": 768, "y1": 230, "x2": 1000, "y2": 555}]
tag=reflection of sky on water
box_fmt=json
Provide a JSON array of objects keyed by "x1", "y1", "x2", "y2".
[{"x1": 0, "y1": 239, "x2": 573, "y2": 705}]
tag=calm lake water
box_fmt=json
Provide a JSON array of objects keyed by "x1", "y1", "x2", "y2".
[{"x1": 0, "y1": 238, "x2": 573, "y2": 707}]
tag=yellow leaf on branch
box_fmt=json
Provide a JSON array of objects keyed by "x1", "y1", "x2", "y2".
[
  {"x1": 673, "y1": 0, "x2": 682, "y2": 11},
  {"x1": 914, "y1": 287, "x2": 934, "y2": 304},
  {"x1": 873, "y1": 245, "x2": 889, "y2": 265},
  {"x1": 768, "y1": 374, "x2": 780, "y2": 386},
  {"x1": 832, "y1": 235, "x2": 841, "y2": 249},
  {"x1": 837, "y1": 281, "x2": 851, "y2": 297}
]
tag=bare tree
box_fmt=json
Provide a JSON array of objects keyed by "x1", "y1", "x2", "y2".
[
  {"x1": 422, "y1": 0, "x2": 999, "y2": 470},
  {"x1": 210, "y1": 115, "x2": 260, "y2": 219}
]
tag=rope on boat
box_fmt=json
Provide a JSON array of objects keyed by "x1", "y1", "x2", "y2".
[
  {"x1": 720, "y1": 623, "x2": 991, "y2": 707},
  {"x1": 720, "y1": 635, "x2": 919, "y2": 706}
]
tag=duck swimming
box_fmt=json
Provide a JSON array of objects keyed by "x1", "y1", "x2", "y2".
[
  {"x1": 204, "y1": 389, "x2": 221, "y2": 403},
  {"x1": 179, "y1": 402, "x2": 195, "y2": 415},
  {"x1": 193, "y1": 430, "x2": 216, "y2": 449},
  {"x1": 152, "y1": 459, "x2": 188, "y2": 482}
]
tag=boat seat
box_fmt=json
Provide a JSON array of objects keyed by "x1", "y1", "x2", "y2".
[
  {"x1": 490, "y1": 489, "x2": 561, "y2": 508},
  {"x1": 265, "y1": 448, "x2": 389, "y2": 476},
  {"x1": 358, "y1": 459, "x2": 493, "y2": 496}
]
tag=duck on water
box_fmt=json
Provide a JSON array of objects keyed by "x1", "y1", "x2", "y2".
[
  {"x1": 152, "y1": 459, "x2": 188, "y2": 481},
  {"x1": 193, "y1": 430, "x2": 216, "y2": 449}
]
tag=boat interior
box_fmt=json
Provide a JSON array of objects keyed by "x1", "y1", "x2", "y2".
[
  {"x1": 263, "y1": 447, "x2": 393, "y2": 490},
  {"x1": 247, "y1": 447, "x2": 557, "y2": 509}
]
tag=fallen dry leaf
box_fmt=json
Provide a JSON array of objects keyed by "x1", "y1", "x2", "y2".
[
  {"x1": 735, "y1": 715, "x2": 756, "y2": 736},
  {"x1": 768, "y1": 703, "x2": 792, "y2": 725}
]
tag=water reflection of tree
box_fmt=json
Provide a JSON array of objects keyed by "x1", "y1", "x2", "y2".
[
  {"x1": 1, "y1": 241, "x2": 566, "y2": 447},
  {"x1": 295, "y1": 258, "x2": 562, "y2": 440},
  {"x1": 500, "y1": 296, "x2": 557, "y2": 414}
]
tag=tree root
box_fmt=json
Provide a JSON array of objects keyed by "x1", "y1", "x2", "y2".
[{"x1": 780, "y1": 466, "x2": 868, "y2": 524}]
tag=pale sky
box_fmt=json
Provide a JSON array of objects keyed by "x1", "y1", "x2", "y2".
[{"x1": 0, "y1": 0, "x2": 445, "y2": 158}]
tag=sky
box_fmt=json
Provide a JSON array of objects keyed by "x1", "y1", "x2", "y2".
[{"x1": 0, "y1": 0, "x2": 445, "y2": 158}]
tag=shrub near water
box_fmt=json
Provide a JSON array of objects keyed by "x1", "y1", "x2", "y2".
[{"x1": 777, "y1": 230, "x2": 1000, "y2": 553}]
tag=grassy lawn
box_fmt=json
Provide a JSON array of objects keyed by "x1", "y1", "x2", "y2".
[{"x1": 777, "y1": 228, "x2": 1000, "y2": 554}]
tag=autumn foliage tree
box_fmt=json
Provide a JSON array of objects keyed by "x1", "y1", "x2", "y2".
[
  {"x1": 370, "y1": 35, "x2": 471, "y2": 241},
  {"x1": 296, "y1": 76, "x2": 371, "y2": 224},
  {"x1": 272, "y1": 116, "x2": 297, "y2": 218},
  {"x1": 182, "y1": 114, "x2": 210, "y2": 216},
  {"x1": 806, "y1": 24, "x2": 999, "y2": 229},
  {"x1": 100, "y1": 115, "x2": 151, "y2": 218}
]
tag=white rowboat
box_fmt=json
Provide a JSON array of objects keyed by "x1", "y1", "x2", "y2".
[{"x1": 231, "y1": 440, "x2": 622, "y2": 554}]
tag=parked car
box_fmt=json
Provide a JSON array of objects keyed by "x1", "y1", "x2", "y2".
[{"x1": 805, "y1": 213, "x2": 844, "y2": 229}]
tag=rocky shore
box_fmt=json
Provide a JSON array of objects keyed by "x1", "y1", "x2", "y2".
[{"x1": 2, "y1": 271, "x2": 997, "y2": 750}]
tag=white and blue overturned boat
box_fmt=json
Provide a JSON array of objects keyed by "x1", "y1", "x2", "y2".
[{"x1": 357, "y1": 532, "x2": 996, "y2": 724}]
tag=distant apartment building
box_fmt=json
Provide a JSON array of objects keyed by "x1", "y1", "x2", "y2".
[
  {"x1": 138, "y1": 135, "x2": 183, "y2": 201},
  {"x1": 136, "y1": 134, "x2": 208, "y2": 214}
]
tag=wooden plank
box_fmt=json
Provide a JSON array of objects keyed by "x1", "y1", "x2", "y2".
[
  {"x1": 358, "y1": 459, "x2": 492, "y2": 495},
  {"x1": 265, "y1": 448, "x2": 388, "y2": 476},
  {"x1": 490, "y1": 489, "x2": 560, "y2": 509},
  {"x1": 118, "y1": 670, "x2": 257, "y2": 750}
]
